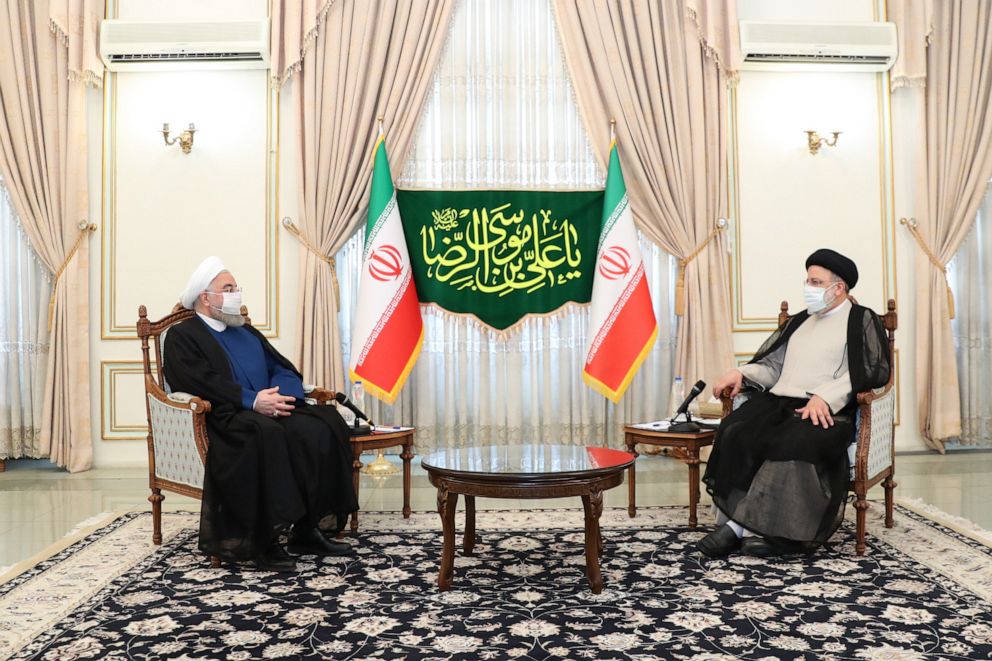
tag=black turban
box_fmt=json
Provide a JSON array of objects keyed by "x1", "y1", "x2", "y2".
[{"x1": 805, "y1": 248, "x2": 858, "y2": 289}]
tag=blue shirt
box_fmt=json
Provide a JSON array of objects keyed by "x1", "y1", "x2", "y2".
[{"x1": 205, "y1": 323, "x2": 305, "y2": 410}]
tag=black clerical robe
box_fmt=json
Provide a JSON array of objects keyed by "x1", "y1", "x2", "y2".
[
  {"x1": 163, "y1": 317, "x2": 358, "y2": 561},
  {"x1": 703, "y1": 303, "x2": 890, "y2": 549}
]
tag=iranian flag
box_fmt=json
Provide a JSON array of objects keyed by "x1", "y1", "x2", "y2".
[
  {"x1": 583, "y1": 142, "x2": 658, "y2": 402},
  {"x1": 349, "y1": 133, "x2": 424, "y2": 403}
]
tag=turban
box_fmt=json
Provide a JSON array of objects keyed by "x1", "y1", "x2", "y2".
[
  {"x1": 805, "y1": 249, "x2": 858, "y2": 290},
  {"x1": 180, "y1": 256, "x2": 227, "y2": 309}
]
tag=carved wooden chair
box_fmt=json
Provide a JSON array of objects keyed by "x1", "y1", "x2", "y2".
[
  {"x1": 720, "y1": 299, "x2": 898, "y2": 555},
  {"x1": 136, "y1": 304, "x2": 336, "y2": 562}
]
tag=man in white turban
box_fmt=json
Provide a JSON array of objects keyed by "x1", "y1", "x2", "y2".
[{"x1": 164, "y1": 257, "x2": 358, "y2": 571}]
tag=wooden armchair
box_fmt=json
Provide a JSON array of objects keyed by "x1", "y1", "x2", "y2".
[
  {"x1": 136, "y1": 304, "x2": 337, "y2": 558},
  {"x1": 720, "y1": 299, "x2": 898, "y2": 555}
]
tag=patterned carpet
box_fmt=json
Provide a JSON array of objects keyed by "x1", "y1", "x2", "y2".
[{"x1": 2, "y1": 503, "x2": 991, "y2": 660}]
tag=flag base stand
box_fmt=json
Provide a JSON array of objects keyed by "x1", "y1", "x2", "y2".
[{"x1": 362, "y1": 450, "x2": 400, "y2": 476}]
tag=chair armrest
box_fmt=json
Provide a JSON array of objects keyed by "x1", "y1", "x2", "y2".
[
  {"x1": 304, "y1": 386, "x2": 337, "y2": 405},
  {"x1": 855, "y1": 380, "x2": 894, "y2": 406},
  {"x1": 852, "y1": 385, "x2": 896, "y2": 483},
  {"x1": 146, "y1": 385, "x2": 211, "y2": 468}
]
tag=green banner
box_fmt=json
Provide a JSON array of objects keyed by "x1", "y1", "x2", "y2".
[{"x1": 396, "y1": 189, "x2": 604, "y2": 330}]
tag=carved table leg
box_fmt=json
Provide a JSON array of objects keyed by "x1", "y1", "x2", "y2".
[
  {"x1": 463, "y1": 495, "x2": 476, "y2": 556},
  {"x1": 626, "y1": 433, "x2": 638, "y2": 518},
  {"x1": 437, "y1": 486, "x2": 458, "y2": 591},
  {"x1": 687, "y1": 442, "x2": 701, "y2": 529},
  {"x1": 350, "y1": 446, "x2": 363, "y2": 533},
  {"x1": 581, "y1": 492, "x2": 604, "y2": 594},
  {"x1": 149, "y1": 488, "x2": 164, "y2": 545},
  {"x1": 401, "y1": 440, "x2": 413, "y2": 519}
]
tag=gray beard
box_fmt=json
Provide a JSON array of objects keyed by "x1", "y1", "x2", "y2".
[
  {"x1": 207, "y1": 307, "x2": 245, "y2": 327},
  {"x1": 219, "y1": 311, "x2": 246, "y2": 327}
]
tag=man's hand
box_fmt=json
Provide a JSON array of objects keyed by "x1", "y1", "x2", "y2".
[
  {"x1": 795, "y1": 395, "x2": 833, "y2": 428},
  {"x1": 254, "y1": 386, "x2": 296, "y2": 418},
  {"x1": 712, "y1": 369, "x2": 744, "y2": 399}
]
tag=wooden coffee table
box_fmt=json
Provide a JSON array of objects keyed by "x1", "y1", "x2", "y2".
[{"x1": 421, "y1": 445, "x2": 634, "y2": 594}]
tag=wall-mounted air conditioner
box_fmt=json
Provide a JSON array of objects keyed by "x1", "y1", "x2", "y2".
[
  {"x1": 739, "y1": 21, "x2": 897, "y2": 72},
  {"x1": 100, "y1": 19, "x2": 269, "y2": 71}
]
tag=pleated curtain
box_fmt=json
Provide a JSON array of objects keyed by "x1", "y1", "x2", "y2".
[
  {"x1": 551, "y1": 0, "x2": 737, "y2": 386},
  {"x1": 274, "y1": 0, "x2": 455, "y2": 392},
  {"x1": 890, "y1": 0, "x2": 992, "y2": 451},
  {"x1": 0, "y1": 0, "x2": 101, "y2": 472}
]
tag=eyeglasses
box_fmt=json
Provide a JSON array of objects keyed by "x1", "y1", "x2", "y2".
[
  {"x1": 203, "y1": 287, "x2": 244, "y2": 294},
  {"x1": 804, "y1": 278, "x2": 838, "y2": 288}
]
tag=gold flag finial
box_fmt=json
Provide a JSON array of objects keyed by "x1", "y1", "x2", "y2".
[
  {"x1": 609, "y1": 118, "x2": 616, "y2": 143},
  {"x1": 377, "y1": 116, "x2": 384, "y2": 135}
]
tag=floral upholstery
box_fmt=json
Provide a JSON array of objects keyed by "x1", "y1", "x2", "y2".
[{"x1": 148, "y1": 394, "x2": 204, "y2": 489}]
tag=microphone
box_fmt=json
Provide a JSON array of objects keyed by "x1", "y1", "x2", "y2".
[
  {"x1": 334, "y1": 392, "x2": 373, "y2": 434},
  {"x1": 669, "y1": 379, "x2": 706, "y2": 433}
]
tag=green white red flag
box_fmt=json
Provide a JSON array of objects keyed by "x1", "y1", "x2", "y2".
[
  {"x1": 583, "y1": 141, "x2": 658, "y2": 402},
  {"x1": 349, "y1": 132, "x2": 424, "y2": 403}
]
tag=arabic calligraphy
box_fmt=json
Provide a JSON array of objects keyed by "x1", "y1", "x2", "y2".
[{"x1": 419, "y1": 203, "x2": 583, "y2": 296}]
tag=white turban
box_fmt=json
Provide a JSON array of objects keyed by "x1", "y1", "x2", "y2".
[{"x1": 180, "y1": 256, "x2": 227, "y2": 309}]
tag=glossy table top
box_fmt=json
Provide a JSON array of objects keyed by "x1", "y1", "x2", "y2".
[{"x1": 421, "y1": 445, "x2": 635, "y2": 476}]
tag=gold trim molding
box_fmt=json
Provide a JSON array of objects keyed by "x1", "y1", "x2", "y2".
[{"x1": 101, "y1": 361, "x2": 148, "y2": 440}]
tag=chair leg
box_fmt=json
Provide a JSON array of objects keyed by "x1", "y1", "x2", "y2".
[
  {"x1": 883, "y1": 473, "x2": 897, "y2": 528},
  {"x1": 854, "y1": 490, "x2": 868, "y2": 556},
  {"x1": 149, "y1": 488, "x2": 164, "y2": 545}
]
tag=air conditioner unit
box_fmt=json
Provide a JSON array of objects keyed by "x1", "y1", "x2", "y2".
[
  {"x1": 100, "y1": 19, "x2": 269, "y2": 71},
  {"x1": 739, "y1": 21, "x2": 897, "y2": 72}
]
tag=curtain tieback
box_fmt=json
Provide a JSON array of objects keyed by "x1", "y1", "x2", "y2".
[
  {"x1": 675, "y1": 220, "x2": 726, "y2": 316},
  {"x1": 49, "y1": 222, "x2": 97, "y2": 331},
  {"x1": 900, "y1": 217, "x2": 954, "y2": 319},
  {"x1": 281, "y1": 217, "x2": 339, "y2": 303}
]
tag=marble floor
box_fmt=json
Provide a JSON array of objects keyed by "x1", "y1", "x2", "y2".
[{"x1": 1, "y1": 451, "x2": 990, "y2": 572}]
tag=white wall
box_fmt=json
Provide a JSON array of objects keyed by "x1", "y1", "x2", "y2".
[{"x1": 87, "y1": 0, "x2": 928, "y2": 467}]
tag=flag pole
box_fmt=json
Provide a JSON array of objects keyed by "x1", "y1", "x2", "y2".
[
  {"x1": 377, "y1": 115, "x2": 384, "y2": 137},
  {"x1": 609, "y1": 118, "x2": 616, "y2": 145}
]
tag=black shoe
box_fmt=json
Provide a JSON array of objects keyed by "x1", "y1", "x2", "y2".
[
  {"x1": 697, "y1": 524, "x2": 742, "y2": 558},
  {"x1": 250, "y1": 545, "x2": 297, "y2": 572},
  {"x1": 288, "y1": 526, "x2": 353, "y2": 557},
  {"x1": 741, "y1": 536, "x2": 780, "y2": 558}
]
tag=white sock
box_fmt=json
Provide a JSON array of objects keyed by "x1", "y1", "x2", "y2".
[{"x1": 727, "y1": 520, "x2": 745, "y2": 538}]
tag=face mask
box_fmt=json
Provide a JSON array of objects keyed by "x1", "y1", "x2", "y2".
[
  {"x1": 804, "y1": 283, "x2": 836, "y2": 314},
  {"x1": 208, "y1": 290, "x2": 242, "y2": 315}
]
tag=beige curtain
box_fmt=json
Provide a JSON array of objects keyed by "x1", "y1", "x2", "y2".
[
  {"x1": 889, "y1": 0, "x2": 933, "y2": 91},
  {"x1": 269, "y1": 0, "x2": 335, "y2": 87},
  {"x1": 892, "y1": 0, "x2": 992, "y2": 451},
  {"x1": 280, "y1": 0, "x2": 455, "y2": 389},
  {"x1": 0, "y1": 0, "x2": 100, "y2": 472},
  {"x1": 552, "y1": 0, "x2": 736, "y2": 385}
]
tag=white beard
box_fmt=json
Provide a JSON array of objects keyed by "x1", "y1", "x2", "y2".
[{"x1": 219, "y1": 311, "x2": 246, "y2": 327}]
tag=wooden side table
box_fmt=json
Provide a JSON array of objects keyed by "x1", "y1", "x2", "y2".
[
  {"x1": 349, "y1": 429, "x2": 415, "y2": 532},
  {"x1": 623, "y1": 425, "x2": 716, "y2": 527}
]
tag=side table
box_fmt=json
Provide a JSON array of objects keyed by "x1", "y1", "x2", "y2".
[
  {"x1": 623, "y1": 426, "x2": 716, "y2": 527},
  {"x1": 349, "y1": 428, "x2": 415, "y2": 532}
]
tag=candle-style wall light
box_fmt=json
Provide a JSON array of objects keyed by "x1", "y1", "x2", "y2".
[{"x1": 162, "y1": 123, "x2": 196, "y2": 154}]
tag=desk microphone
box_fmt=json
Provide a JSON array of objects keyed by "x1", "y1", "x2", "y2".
[
  {"x1": 334, "y1": 392, "x2": 373, "y2": 435},
  {"x1": 669, "y1": 379, "x2": 706, "y2": 433}
]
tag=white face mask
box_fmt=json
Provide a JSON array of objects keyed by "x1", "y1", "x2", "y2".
[
  {"x1": 207, "y1": 290, "x2": 242, "y2": 315},
  {"x1": 804, "y1": 282, "x2": 837, "y2": 314}
]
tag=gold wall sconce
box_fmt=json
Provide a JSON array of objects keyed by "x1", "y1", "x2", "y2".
[
  {"x1": 162, "y1": 123, "x2": 196, "y2": 154},
  {"x1": 805, "y1": 130, "x2": 841, "y2": 155}
]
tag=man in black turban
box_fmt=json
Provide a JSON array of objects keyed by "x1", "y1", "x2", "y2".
[{"x1": 698, "y1": 248, "x2": 890, "y2": 557}]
